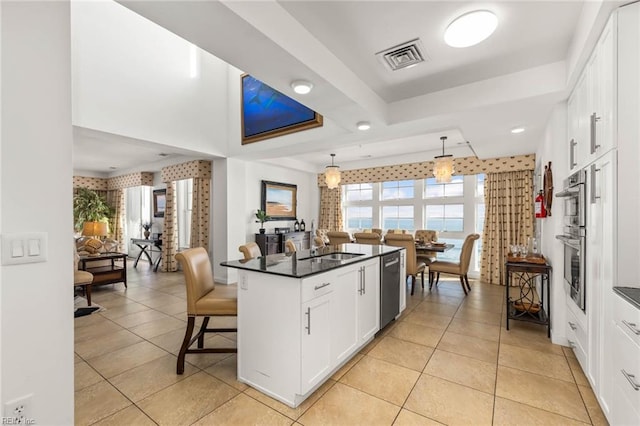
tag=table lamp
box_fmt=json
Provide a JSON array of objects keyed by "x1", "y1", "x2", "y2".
[{"x1": 82, "y1": 221, "x2": 107, "y2": 239}]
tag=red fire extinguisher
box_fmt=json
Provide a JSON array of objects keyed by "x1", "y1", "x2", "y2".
[{"x1": 535, "y1": 190, "x2": 547, "y2": 218}]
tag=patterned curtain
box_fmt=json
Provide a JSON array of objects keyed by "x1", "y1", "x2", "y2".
[
  {"x1": 160, "y1": 182, "x2": 179, "y2": 272},
  {"x1": 106, "y1": 189, "x2": 125, "y2": 247},
  {"x1": 480, "y1": 170, "x2": 534, "y2": 285},
  {"x1": 318, "y1": 186, "x2": 343, "y2": 231},
  {"x1": 190, "y1": 177, "x2": 210, "y2": 251}
]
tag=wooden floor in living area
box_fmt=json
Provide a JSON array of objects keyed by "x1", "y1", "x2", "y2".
[{"x1": 74, "y1": 260, "x2": 607, "y2": 425}]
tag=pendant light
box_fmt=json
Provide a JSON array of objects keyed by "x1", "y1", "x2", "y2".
[
  {"x1": 325, "y1": 153, "x2": 341, "y2": 189},
  {"x1": 433, "y1": 136, "x2": 455, "y2": 183}
]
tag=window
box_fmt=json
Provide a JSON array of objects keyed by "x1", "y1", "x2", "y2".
[
  {"x1": 425, "y1": 204, "x2": 464, "y2": 232},
  {"x1": 382, "y1": 180, "x2": 414, "y2": 200},
  {"x1": 176, "y1": 179, "x2": 193, "y2": 249},
  {"x1": 382, "y1": 205, "x2": 414, "y2": 231},
  {"x1": 345, "y1": 183, "x2": 373, "y2": 202},
  {"x1": 345, "y1": 206, "x2": 372, "y2": 232},
  {"x1": 124, "y1": 186, "x2": 152, "y2": 253}
]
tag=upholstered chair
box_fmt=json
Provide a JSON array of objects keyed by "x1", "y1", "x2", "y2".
[
  {"x1": 326, "y1": 231, "x2": 352, "y2": 245},
  {"x1": 238, "y1": 242, "x2": 262, "y2": 260},
  {"x1": 316, "y1": 228, "x2": 330, "y2": 244},
  {"x1": 384, "y1": 233, "x2": 426, "y2": 295},
  {"x1": 74, "y1": 244, "x2": 94, "y2": 306},
  {"x1": 175, "y1": 247, "x2": 237, "y2": 374},
  {"x1": 371, "y1": 228, "x2": 383, "y2": 238},
  {"x1": 415, "y1": 229, "x2": 439, "y2": 266},
  {"x1": 428, "y1": 233, "x2": 480, "y2": 295},
  {"x1": 284, "y1": 239, "x2": 297, "y2": 253},
  {"x1": 353, "y1": 232, "x2": 382, "y2": 245},
  {"x1": 313, "y1": 236, "x2": 326, "y2": 247}
]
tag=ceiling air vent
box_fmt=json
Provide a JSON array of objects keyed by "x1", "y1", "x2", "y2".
[{"x1": 376, "y1": 38, "x2": 427, "y2": 71}]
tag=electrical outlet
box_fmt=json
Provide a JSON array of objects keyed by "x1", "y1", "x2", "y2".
[{"x1": 4, "y1": 394, "x2": 33, "y2": 424}]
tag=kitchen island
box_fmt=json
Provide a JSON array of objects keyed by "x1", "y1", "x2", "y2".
[{"x1": 221, "y1": 243, "x2": 405, "y2": 407}]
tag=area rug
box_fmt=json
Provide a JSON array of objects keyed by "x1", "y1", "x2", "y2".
[{"x1": 74, "y1": 296, "x2": 105, "y2": 318}]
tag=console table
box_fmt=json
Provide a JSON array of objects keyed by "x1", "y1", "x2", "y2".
[
  {"x1": 78, "y1": 252, "x2": 128, "y2": 288},
  {"x1": 131, "y1": 238, "x2": 162, "y2": 272},
  {"x1": 505, "y1": 257, "x2": 552, "y2": 337}
]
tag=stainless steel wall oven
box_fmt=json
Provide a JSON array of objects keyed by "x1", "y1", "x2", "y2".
[{"x1": 556, "y1": 169, "x2": 586, "y2": 310}]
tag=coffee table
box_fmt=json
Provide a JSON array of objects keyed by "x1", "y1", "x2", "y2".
[{"x1": 78, "y1": 252, "x2": 128, "y2": 288}]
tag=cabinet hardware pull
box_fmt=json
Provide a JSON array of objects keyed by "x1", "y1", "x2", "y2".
[
  {"x1": 621, "y1": 369, "x2": 640, "y2": 391},
  {"x1": 314, "y1": 282, "x2": 331, "y2": 290},
  {"x1": 590, "y1": 113, "x2": 601, "y2": 154},
  {"x1": 622, "y1": 320, "x2": 640, "y2": 335},
  {"x1": 363, "y1": 267, "x2": 366, "y2": 294},
  {"x1": 568, "y1": 322, "x2": 577, "y2": 331},
  {"x1": 305, "y1": 307, "x2": 311, "y2": 335},
  {"x1": 570, "y1": 138, "x2": 577, "y2": 168},
  {"x1": 358, "y1": 268, "x2": 363, "y2": 295},
  {"x1": 567, "y1": 339, "x2": 577, "y2": 349},
  {"x1": 590, "y1": 164, "x2": 600, "y2": 204}
]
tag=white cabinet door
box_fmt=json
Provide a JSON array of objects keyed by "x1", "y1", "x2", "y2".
[
  {"x1": 332, "y1": 266, "x2": 359, "y2": 365},
  {"x1": 301, "y1": 293, "x2": 332, "y2": 394},
  {"x1": 592, "y1": 16, "x2": 616, "y2": 158},
  {"x1": 358, "y1": 258, "x2": 380, "y2": 343},
  {"x1": 571, "y1": 72, "x2": 589, "y2": 171}
]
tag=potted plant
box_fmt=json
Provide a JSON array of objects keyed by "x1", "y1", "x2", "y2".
[
  {"x1": 255, "y1": 209, "x2": 269, "y2": 234},
  {"x1": 141, "y1": 221, "x2": 153, "y2": 239},
  {"x1": 73, "y1": 187, "x2": 114, "y2": 233}
]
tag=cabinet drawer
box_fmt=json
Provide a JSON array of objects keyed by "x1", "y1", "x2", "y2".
[
  {"x1": 302, "y1": 272, "x2": 335, "y2": 302},
  {"x1": 614, "y1": 292, "x2": 640, "y2": 346},
  {"x1": 566, "y1": 306, "x2": 588, "y2": 371},
  {"x1": 613, "y1": 324, "x2": 640, "y2": 411}
]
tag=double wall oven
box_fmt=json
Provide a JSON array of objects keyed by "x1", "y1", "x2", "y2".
[{"x1": 556, "y1": 170, "x2": 586, "y2": 310}]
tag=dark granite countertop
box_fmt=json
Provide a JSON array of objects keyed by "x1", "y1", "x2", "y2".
[
  {"x1": 613, "y1": 287, "x2": 640, "y2": 310},
  {"x1": 221, "y1": 243, "x2": 403, "y2": 279}
]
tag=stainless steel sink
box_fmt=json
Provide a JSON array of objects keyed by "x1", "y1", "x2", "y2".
[{"x1": 299, "y1": 252, "x2": 364, "y2": 261}]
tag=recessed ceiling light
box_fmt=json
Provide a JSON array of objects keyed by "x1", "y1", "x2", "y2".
[
  {"x1": 511, "y1": 127, "x2": 525, "y2": 134},
  {"x1": 158, "y1": 153, "x2": 170, "y2": 157},
  {"x1": 356, "y1": 121, "x2": 371, "y2": 131},
  {"x1": 444, "y1": 10, "x2": 498, "y2": 48},
  {"x1": 291, "y1": 80, "x2": 314, "y2": 95},
  {"x1": 109, "y1": 166, "x2": 117, "y2": 170}
]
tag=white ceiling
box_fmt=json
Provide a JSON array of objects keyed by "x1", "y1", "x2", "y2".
[{"x1": 75, "y1": 0, "x2": 621, "y2": 174}]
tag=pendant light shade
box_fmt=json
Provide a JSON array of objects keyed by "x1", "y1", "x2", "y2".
[
  {"x1": 433, "y1": 136, "x2": 455, "y2": 183},
  {"x1": 325, "y1": 153, "x2": 341, "y2": 189}
]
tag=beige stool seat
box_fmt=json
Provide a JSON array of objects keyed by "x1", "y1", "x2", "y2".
[{"x1": 74, "y1": 270, "x2": 94, "y2": 306}]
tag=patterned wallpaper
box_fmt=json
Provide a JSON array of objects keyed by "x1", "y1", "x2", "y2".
[
  {"x1": 316, "y1": 154, "x2": 536, "y2": 186},
  {"x1": 161, "y1": 160, "x2": 212, "y2": 183},
  {"x1": 73, "y1": 176, "x2": 108, "y2": 190}
]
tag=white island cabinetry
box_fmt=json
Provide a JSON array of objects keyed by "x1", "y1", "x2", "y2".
[{"x1": 237, "y1": 257, "x2": 383, "y2": 407}]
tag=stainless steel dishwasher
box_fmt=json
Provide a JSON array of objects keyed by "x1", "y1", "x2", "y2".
[{"x1": 380, "y1": 251, "x2": 401, "y2": 329}]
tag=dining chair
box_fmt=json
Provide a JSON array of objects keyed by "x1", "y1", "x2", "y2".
[
  {"x1": 175, "y1": 247, "x2": 237, "y2": 374},
  {"x1": 327, "y1": 231, "x2": 351, "y2": 245},
  {"x1": 353, "y1": 232, "x2": 382, "y2": 245},
  {"x1": 238, "y1": 242, "x2": 262, "y2": 260},
  {"x1": 428, "y1": 233, "x2": 480, "y2": 295},
  {"x1": 313, "y1": 236, "x2": 326, "y2": 247},
  {"x1": 415, "y1": 229, "x2": 439, "y2": 268},
  {"x1": 384, "y1": 233, "x2": 426, "y2": 295},
  {"x1": 285, "y1": 239, "x2": 297, "y2": 253},
  {"x1": 372, "y1": 228, "x2": 383, "y2": 237}
]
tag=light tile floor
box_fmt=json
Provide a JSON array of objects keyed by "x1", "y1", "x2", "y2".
[{"x1": 75, "y1": 261, "x2": 608, "y2": 425}]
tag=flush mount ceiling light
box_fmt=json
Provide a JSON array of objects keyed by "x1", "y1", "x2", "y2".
[
  {"x1": 325, "y1": 153, "x2": 341, "y2": 189},
  {"x1": 511, "y1": 127, "x2": 525, "y2": 134},
  {"x1": 356, "y1": 121, "x2": 371, "y2": 131},
  {"x1": 291, "y1": 80, "x2": 314, "y2": 95},
  {"x1": 444, "y1": 10, "x2": 498, "y2": 48},
  {"x1": 433, "y1": 136, "x2": 455, "y2": 183}
]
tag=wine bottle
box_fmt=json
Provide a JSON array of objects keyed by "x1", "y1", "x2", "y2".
[
  {"x1": 300, "y1": 219, "x2": 306, "y2": 231},
  {"x1": 294, "y1": 220, "x2": 300, "y2": 231}
]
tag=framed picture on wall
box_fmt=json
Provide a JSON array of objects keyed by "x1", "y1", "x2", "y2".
[
  {"x1": 261, "y1": 180, "x2": 297, "y2": 220},
  {"x1": 153, "y1": 189, "x2": 166, "y2": 218},
  {"x1": 241, "y1": 74, "x2": 323, "y2": 145}
]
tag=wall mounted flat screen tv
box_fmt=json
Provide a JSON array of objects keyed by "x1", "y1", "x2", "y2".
[{"x1": 241, "y1": 74, "x2": 323, "y2": 144}]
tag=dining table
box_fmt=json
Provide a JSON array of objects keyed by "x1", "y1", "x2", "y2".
[{"x1": 415, "y1": 242, "x2": 455, "y2": 253}]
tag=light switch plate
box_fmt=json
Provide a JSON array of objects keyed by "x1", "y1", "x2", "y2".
[{"x1": 1, "y1": 233, "x2": 48, "y2": 265}]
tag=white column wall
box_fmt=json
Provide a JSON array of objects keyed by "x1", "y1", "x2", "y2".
[
  {"x1": 536, "y1": 103, "x2": 569, "y2": 345},
  {"x1": 1, "y1": 2, "x2": 73, "y2": 423}
]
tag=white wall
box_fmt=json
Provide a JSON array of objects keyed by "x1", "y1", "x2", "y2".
[
  {"x1": 71, "y1": 0, "x2": 229, "y2": 157},
  {"x1": 1, "y1": 2, "x2": 73, "y2": 423},
  {"x1": 213, "y1": 158, "x2": 319, "y2": 284},
  {"x1": 536, "y1": 103, "x2": 569, "y2": 345}
]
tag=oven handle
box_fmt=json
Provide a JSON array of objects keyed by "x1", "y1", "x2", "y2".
[
  {"x1": 555, "y1": 235, "x2": 582, "y2": 249},
  {"x1": 555, "y1": 188, "x2": 580, "y2": 198}
]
